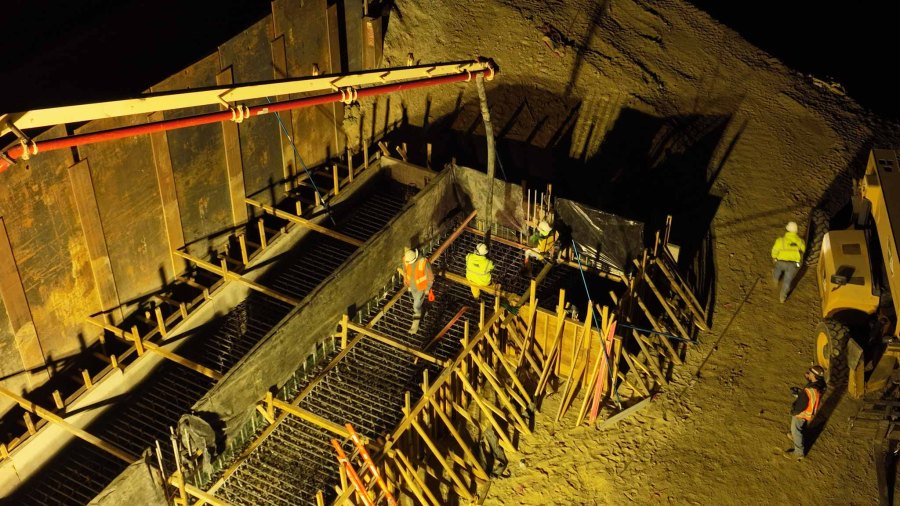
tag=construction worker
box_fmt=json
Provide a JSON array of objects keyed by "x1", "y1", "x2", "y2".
[
  {"x1": 786, "y1": 365, "x2": 826, "y2": 460},
  {"x1": 523, "y1": 220, "x2": 558, "y2": 276},
  {"x1": 399, "y1": 248, "x2": 433, "y2": 334},
  {"x1": 771, "y1": 221, "x2": 806, "y2": 303},
  {"x1": 466, "y1": 243, "x2": 495, "y2": 299}
]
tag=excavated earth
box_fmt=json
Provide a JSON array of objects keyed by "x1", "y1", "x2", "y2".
[{"x1": 354, "y1": 0, "x2": 896, "y2": 504}]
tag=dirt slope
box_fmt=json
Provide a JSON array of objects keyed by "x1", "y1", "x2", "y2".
[{"x1": 377, "y1": 0, "x2": 885, "y2": 503}]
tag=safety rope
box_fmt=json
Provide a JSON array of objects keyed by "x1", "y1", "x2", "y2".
[
  {"x1": 265, "y1": 96, "x2": 336, "y2": 225},
  {"x1": 572, "y1": 240, "x2": 622, "y2": 407}
]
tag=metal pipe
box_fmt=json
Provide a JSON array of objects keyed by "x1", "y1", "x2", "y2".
[{"x1": 0, "y1": 69, "x2": 497, "y2": 173}]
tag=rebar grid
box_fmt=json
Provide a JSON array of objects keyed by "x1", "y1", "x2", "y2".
[
  {"x1": 210, "y1": 226, "x2": 545, "y2": 505},
  {"x1": 10, "y1": 182, "x2": 414, "y2": 506}
]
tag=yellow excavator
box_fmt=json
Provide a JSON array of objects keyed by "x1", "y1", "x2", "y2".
[{"x1": 811, "y1": 148, "x2": 900, "y2": 505}]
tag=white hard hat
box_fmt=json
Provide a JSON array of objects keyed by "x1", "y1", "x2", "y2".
[
  {"x1": 403, "y1": 248, "x2": 418, "y2": 264},
  {"x1": 538, "y1": 221, "x2": 552, "y2": 235},
  {"x1": 786, "y1": 221, "x2": 798, "y2": 233},
  {"x1": 476, "y1": 243, "x2": 488, "y2": 255}
]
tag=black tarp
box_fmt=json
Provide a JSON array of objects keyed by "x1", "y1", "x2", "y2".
[{"x1": 556, "y1": 199, "x2": 644, "y2": 275}]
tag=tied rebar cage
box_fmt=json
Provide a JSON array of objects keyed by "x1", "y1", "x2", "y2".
[
  {"x1": 9, "y1": 181, "x2": 415, "y2": 506},
  {"x1": 201, "y1": 219, "x2": 547, "y2": 505}
]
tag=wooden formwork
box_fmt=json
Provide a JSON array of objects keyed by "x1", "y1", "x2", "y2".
[
  {"x1": 327, "y1": 300, "x2": 533, "y2": 505},
  {"x1": 167, "y1": 205, "x2": 708, "y2": 505},
  {"x1": 320, "y1": 226, "x2": 709, "y2": 504}
]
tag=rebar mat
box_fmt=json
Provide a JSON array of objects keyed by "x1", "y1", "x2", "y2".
[{"x1": 9, "y1": 182, "x2": 413, "y2": 505}]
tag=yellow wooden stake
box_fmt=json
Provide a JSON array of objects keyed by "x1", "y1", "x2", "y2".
[
  {"x1": 257, "y1": 219, "x2": 267, "y2": 249},
  {"x1": 265, "y1": 391, "x2": 275, "y2": 421},
  {"x1": 81, "y1": 369, "x2": 93, "y2": 389},
  {"x1": 347, "y1": 147, "x2": 354, "y2": 182},
  {"x1": 154, "y1": 306, "x2": 168, "y2": 338},
  {"x1": 333, "y1": 164, "x2": 340, "y2": 196},
  {"x1": 428, "y1": 397, "x2": 489, "y2": 480},
  {"x1": 410, "y1": 418, "x2": 472, "y2": 501},
  {"x1": 238, "y1": 234, "x2": 249, "y2": 265},
  {"x1": 52, "y1": 390, "x2": 64, "y2": 410},
  {"x1": 131, "y1": 326, "x2": 144, "y2": 356},
  {"x1": 395, "y1": 449, "x2": 441, "y2": 506},
  {"x1": 363, "y1": 138, "x2": 370, "y2": 170},
  {"x1": 23, "y1": 412, "x2": 35, "y2": 435}
]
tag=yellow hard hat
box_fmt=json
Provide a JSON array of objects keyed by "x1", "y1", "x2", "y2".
[{"x1": 404, "y1": 249, "x2": 418, "y2": 264}]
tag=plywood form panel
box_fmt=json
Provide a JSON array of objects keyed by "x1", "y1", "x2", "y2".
[
  {"x1": 270, "y1": 34, "x2": 298, "y2": 195},
  {"x1": 362, "y1": 15, "x2": 384, "y2": 70},
  {"x1": 215, "y1": 67, "x2": 250, "y2": 227},
  {"x1": 343, "y1": 0, "x2": 364, "y2": 72},
  {"x1": 67, "y1": 160, "x2": 124, "y2": 324},
  {"x1": 75, "y1": 117, "x2": 170, "y2": 315},
  {"x1": 273, "y1": 0, "x2": 342, "y2": 168},
  {"x1": 0, "y1": 125, "x2": 100, "y2": 372},
  {"x1": 154, "y1": 53, "x2": 232, "y2": 258},
  {"x1": 219, "y1": 17, "x2": 285, "y2": 207},
  {"x1": 148, "y1": 112, "x2": 187, "y2": 276},
  {"x1": 0, "y1": 218, "x2": 45, "y2": 386}
]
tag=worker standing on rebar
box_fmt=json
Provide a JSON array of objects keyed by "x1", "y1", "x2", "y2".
[
  {"x1": 466, "y1": 243, "x2": 495, "y2": 300},
  {"x1": 399, "y1": 248, "x2": 433, "y2": 334},
  {"x1": 785, "y1": 365, "x2": 826, "y2": 460},
  {"x1": 523, "y1": 220, "x2": 558, "y2": 276},
  {"x1": 771, "y1": 221, "x2": 806, "y2": 303}
]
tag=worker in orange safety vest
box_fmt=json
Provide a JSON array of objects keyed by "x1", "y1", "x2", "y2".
[
  {"x1": 786, "y1": 365, "x2": 825, "y2": 460},
  {"x1": 399, "y1": 248, "x2": 433, "y2": 334}
]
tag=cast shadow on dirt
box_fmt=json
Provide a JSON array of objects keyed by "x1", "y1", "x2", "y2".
[
  {"x1": 806, "y1": 383, "x2": 845, "y2": 453},
  {"x1": 385, "y1": 83, "x2": 740, "y2": 328}
]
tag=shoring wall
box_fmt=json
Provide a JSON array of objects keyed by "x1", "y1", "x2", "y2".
[
  {"x1": 0, "y1": 1, "x2": 381, "y2": 413},
  {"x1": 192, "y1": 161, "x2": 457, "y2": 439}
]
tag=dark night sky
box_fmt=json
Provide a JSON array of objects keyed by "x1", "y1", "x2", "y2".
[
  {"x1": 1, "y1": 0, "x2": 272, "y2": 112},
  {"x1": 687, "y1": 2, "x2": 893, "y2": 117},
  {"x1": 0, "y1": 2, "x2": 894, "y2": 118}
]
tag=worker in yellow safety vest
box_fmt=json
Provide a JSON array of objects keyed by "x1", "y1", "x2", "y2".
[
  {"x1": 466, "y1": 243, "x2": 495, "y2": 300},
  {"x1": 786, "y1": 365, "x2": 825, "y2": 460},
  {"x1": 399, "y1": 248, "x2": 433, "y2": 334},
  {"x1": 771, "y1": 221, "x2": 806, "y2": 303},
  {"x1": 523, "y1": 220, "x2": 559, "y2": 276}
]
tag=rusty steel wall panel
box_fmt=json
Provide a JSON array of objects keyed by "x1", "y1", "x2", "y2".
[
  {"x1": 75, "y1": 117, "x2": 170, "y2": 316},
  {"x1": 273, "y1": 0, "x2": 343, "y2": 168},
  {"x1": 218, "y1": 16, "x2": 285, "y2": 207},
  {"x1": 154, "y1": 53, "x2": 232, "y2": 258},
  {"x1": 343, "y1": 0, "x2": 364, "y2": 72},
  {"x1": 0, "y1": 125, "x2": 101, "y2": 369}
]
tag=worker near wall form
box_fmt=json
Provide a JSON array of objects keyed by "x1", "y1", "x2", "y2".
[
  {"x1": 771, "y1": 221, "x2": 806, "y2": 303},
  {"x1": 399, "y1": 248, "x2": 434, "y2": 334},
  {"x1": 523, "y1": 220, "x2": 559, "y2": 277},
  {"x1": 466, "y1": 243, "x2": 495, "y2": 300},
  {"x1": 786, "y1": 365, "x2": 826, "y2": 460}
]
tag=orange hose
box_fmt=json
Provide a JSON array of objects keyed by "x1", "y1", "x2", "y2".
[
  {"x1": 331, "y1": 439, "x2": 375, "y2": 506},
  {"x1": 346, "y1": 424, "x2": 397, "y2": 506}
]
